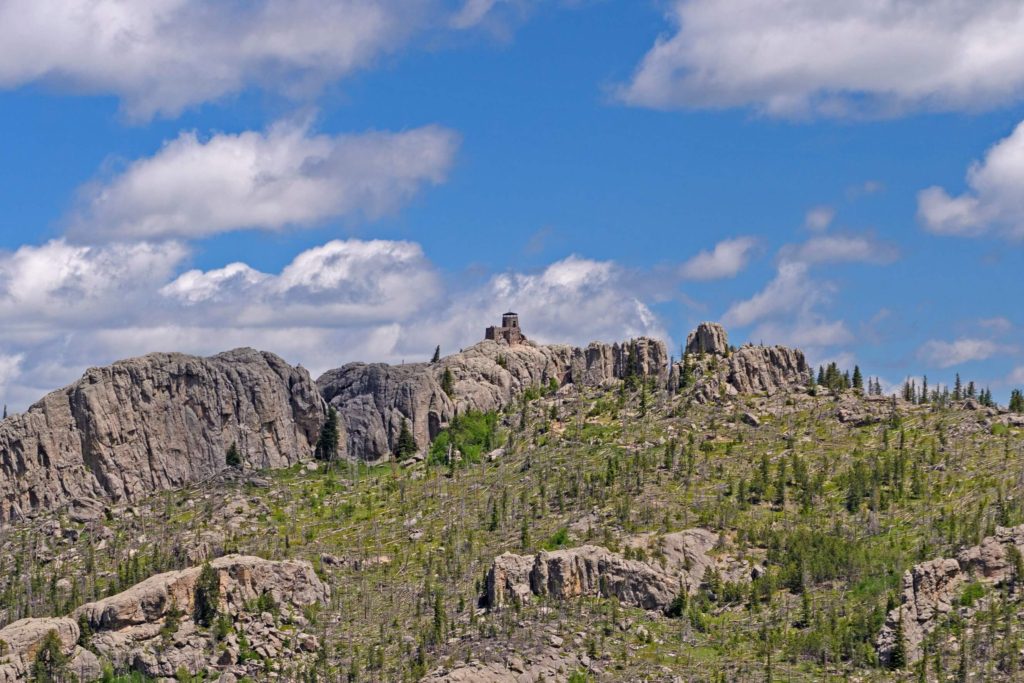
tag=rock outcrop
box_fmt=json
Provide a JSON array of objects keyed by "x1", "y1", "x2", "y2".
[
  {"x1": 318, "y1": 337, "x2": 668, "y2": 461},
  {"x1": 0, "y1": 555, "x2": 327, "y2": 681},
  {"x1": 686, "y1": 322, "x2": 730, "y2": 356},
  {"x1": 0, "y1": 616, "x2": 99, "y2": 682},
  {"x1": 486, "y1": 529, "x2": 759, "y2": 613},
  {"x1": 672, "y1": 339, "x2": 811, "y2": 401},
  {"x1": 877, "y1": 524, "x2": 1024, "y2": 665},
  {"x1": 0, "y1": 349, "x2": 323, "y2": 524}
]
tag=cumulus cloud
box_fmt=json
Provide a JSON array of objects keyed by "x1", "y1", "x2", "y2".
[
  {"x1": 71, "y1": 120, "x2": 459, "y2": 241},
  {"x1": 0, "y1": 240, "x2": 670, "y2": 411},
  {"x1": 723, "y1": 261, "x2": 820, "y2": 328},
  {"x1": 1009, "y1": 366, "x2": 1024, "y2": 384},
  {"x1": 618, "y1": 1, "x2": 1024, "y2": 118},
  {"x1": 918, "y1": 338, "x2": 1005, "y2": 368},
  {"x1": 679, "y1": 237, "x2": 757, "y2": 280},
  {"x1": 917, "y1": 120, "x2": 1024, "y2": 240}
]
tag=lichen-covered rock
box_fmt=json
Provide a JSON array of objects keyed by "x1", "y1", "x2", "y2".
[
  {"x1": 0, "y1": 349, "x2": 323, "y2": 524},
  {"x1": 318, "y1": 337, "x2": 668, "y2": 461},
  {"x1": 485, "y1": 529, "x2": 758, "y2": 613},
  {"x1": 686, "y1": 322, "x2": 729, "y2": 356}
]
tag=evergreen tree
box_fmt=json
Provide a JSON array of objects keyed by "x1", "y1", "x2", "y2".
[
  {"x1": 852, "y1": 365, "x2": 864, "y2": 392},
  {"x1": 395, "y1": 418, "x2": 417, "y2": 460},
  {"x1": 32, "y1": 630, "x2": 68, "y2": 682},
  {"x1": 194, "y1": 561, "x2": 220, "y2": 627},
  {"x1": 225, "y1": 441, "x2": 242, "y2": 469},
  {"x1": 1010, "y1": 389, "x2": 1024, "y2": 413},
  {"x1": 315, "y1": 407, "x2": 340, "y2": 462},
  {"x1": 954, "y1": 373, "x2": 963, "y2": 400},
  {"x1": 680, "y1": 353, "x2": 694, "y2": 389},
  {"x1": 431, "y1": 345, "x2": 441, "y2": 363},
  {"x1": 920, "y1": 376, "x2": 929, "y2": 404},
  {"x1": 889, "y1": 610, "x2": 907, "y2": 670},
  {"x1": 441, "y1": 367, "x2": 454, "y2": 397}
]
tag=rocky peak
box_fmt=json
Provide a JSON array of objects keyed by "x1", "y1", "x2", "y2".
[
  {"x1": 0, "y1": 349, "x2": 323, "y2": 525},
  {"x1": 686, "y1": 322, "x2": 730, "y2": 356}
]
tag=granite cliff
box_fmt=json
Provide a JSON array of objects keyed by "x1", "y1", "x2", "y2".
[{"x1": 0, "y1": 349, "x2": 322, "y2": 524}]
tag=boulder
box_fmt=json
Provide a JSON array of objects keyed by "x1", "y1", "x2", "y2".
[
  {"x1": 877, "y1": 558, "x2": 961, "y2": 665},
  {"x1": 0, "y1": 349, "x2": 323, "y2": 524}
]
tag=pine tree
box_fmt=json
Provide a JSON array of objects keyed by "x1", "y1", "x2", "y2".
[
  {"x1": 680, "y1": 353, "x2": 694, "y2": 389},
  {"x1": 431, "y1": 345, "x2": 441, "y2": 363},
  {"x1": 954, "y1": 373, "x2": 963, "y2": 400},
  {"x1": 889, "y1": 609, "x2": 907, "y2": 670},
  {"x1": 32, "y1": 630, "x2": 68, "y2": 682},
  {"x1": 1011, "y1": 389, "x2": 1024, "y2": 413},
  {"x1": 194, "y1": 561, "x2": 220, "y2": 627},
  {"x1": 225, "y1": 441, "x2": 242, "y2": 469},
  {"x1": 852, "y1": 366, "x2": 864, "y2": 392},
  {"x1": 315, "y1": 407, "x2": 340, "y2": 462},
  {"x1": 441, "y1": 367, "x2": 454, "y2": 397},
  {"x1": 395, "y1": 418, "x2": 417, "y2": 460}
]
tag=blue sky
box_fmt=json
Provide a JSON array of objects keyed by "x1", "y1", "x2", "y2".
[{"x1": 0, "y1": 0, "x2": 1022, "y2": 409}]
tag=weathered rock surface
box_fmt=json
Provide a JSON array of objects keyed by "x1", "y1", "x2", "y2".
[
  {"x1": 877, "y1": 558, "x2": 962, "y2": 666},
  {"x1": 80, "y1": 555, "x2": 326, "y2": 680},
  {"x1": 878, "y1": 524, "x2": 1024, "y2": 665},
  {"x1": 673, "y1": 341, "x2": 811, "y2": 401},
  {"x1": 318, "y1": 337, "x2": 668, "y2": 461},
  {"x1": 0, "y1": 616, "x2": 100, "y2": 683},
  {"x1": 0, "y1": 349, "x2": 323, "y2": 524},
  {"x1": 686, "y1": 322, "x2": 730, "y2": 356},
  {"x1": 486, "y1": 529, "x2": 758, "y2": 613}
]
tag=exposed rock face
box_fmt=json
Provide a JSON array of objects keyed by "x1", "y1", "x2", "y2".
[
  {"x1": 318, "y1": 337, "x2": 668, "y2": 461},
  {"x1": 673, "y1": 341, "x2": 811, "y2": 401},
  {"x1": 686, "y1": 322, "x2": 729, "y2": 356},
  {"x1": 77, "y1": 555, "x2": 328, "y2": 679},
  {"x1": 0, "y1": 349, "x2": 323, "y2": 524},
  {"x1": 877, "y1": 524, "x2": 1024, "y2": 665},
  {"x1": 486, "y1": 529, "x2": 758, "y2": 613},
  {"x1": 422, "y1": 648, "x2": 588, "y2": 682},
  {"x1": 877, "y1": 558, "x2": 962, "y2": 666},
  {"x1": 0, "y1": 616, "x2": 100, "y2": 683},
  {"x1": 0, "y1": 555, "x2": 327, "y2": 681}
]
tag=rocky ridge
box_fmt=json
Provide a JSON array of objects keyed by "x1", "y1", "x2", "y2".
[
  {"x1": 0, "y1": 554, "x2": 328, "y2": 681},
  {"x1": 318, "y1": 337, "x2": 669, "y2": 462},
  {"x1": 0, "y1": 349, "x2": 323, "y2": 525}
]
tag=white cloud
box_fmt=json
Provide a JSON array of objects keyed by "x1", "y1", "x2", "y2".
[
  {"x1": 0, "y1": 0, "x2": 436, "y2": 119},
  {"x1": 918, "y1": 120, "x2": 1024, "y2": 240},
  {"x1": 918, "y1": 338, "x2": 1004, "y2": 368},
  {"x1": 1009, "y1": 366, "x2": 1024, "y2": 385},
  {"x1": 679, "y1": 237, "x2": 757, "y2": 280},
  {"x1": 71, "y1": 120, "x2": 459, "y2": 241},
  {"x1": 723, "y1": 261, "x2": 821, "y2": 328},
  {"x1": 618, "y1": 1, "x2": 1024, "y2": 118},
  {"x1": 0, "y1": 240, "x2": 671, "y2": 411},
  {"x1": 779, "y1": 234, "x2": 899, "y2": 266},
  {"x1": 804, "y1": 206, "x2": 835, "y2": 232}
]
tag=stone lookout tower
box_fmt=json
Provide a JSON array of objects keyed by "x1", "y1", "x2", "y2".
[{"x1": 485, "y1": 312, "x2": 526, "y2": 345}]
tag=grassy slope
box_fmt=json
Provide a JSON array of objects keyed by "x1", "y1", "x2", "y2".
[{"x1": 1, "y1": 380, "x2": 1023, "y2": 682}]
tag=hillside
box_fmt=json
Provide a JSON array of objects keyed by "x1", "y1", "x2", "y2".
[{"x1": 0, "y1": 323, "x2": 1022, "y2": 681}]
